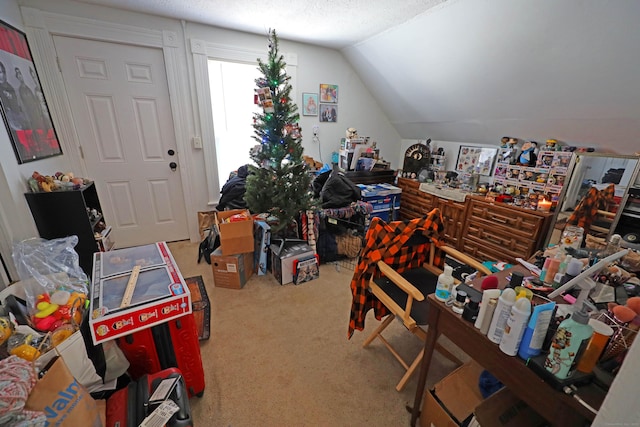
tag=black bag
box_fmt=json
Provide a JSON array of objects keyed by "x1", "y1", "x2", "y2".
[{"x1": 198, "y1": 226, "x2": 220, "y2": 264}]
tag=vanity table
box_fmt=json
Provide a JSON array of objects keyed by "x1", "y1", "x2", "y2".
[{"x1": 409, "y1": 266, "x2": 604, "y2": 427}]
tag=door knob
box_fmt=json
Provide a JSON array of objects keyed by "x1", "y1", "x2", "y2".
[
  {"x1": 167, "y1": 149, "x2": 175, "y2": 156},
  {"x1": 169, "y1": 162, "x2": 177, "y2": 171}
]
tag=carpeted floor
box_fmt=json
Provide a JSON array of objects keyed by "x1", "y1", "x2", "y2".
[{"x1": 167, "y1": 240, "x2": 468, "y2": 426}]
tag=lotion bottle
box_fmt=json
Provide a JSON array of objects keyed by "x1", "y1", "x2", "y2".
[
  {"x1": 518, "y1": 301, "x2": 556, "y2": 360},
  {"x1": 474, "y1": 289, "x2": 501, "y2": 330},
  {"x1": 487, "y1": 288, "x2": 517, "y2": 344},
  {"x1": 544, "y1": 304, "x2": 593, "y2": 379},
  {"x1": 499, "y1": 298, "x2": 532, "y2": 356},
  {"x1": 479, "y1": 298, "x2": 498, "y2": 335},
  {"x1": 435, "y1": 265, "x2": 454, "y2": 302}
]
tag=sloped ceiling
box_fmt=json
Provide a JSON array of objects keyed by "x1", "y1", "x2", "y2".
[
  {"x1": 344, "y1": 0, "x2": 640, "y2": 154},
  {"x1": 74, "y1": 0, "x2": 640, "y2": 154}
]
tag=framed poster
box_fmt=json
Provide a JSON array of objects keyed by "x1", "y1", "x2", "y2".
[
  {"x1": 319, "y1": 103, "x2": 337, "y2": 123},
  {"x1": 0, "y1": 19, "x2": 62, "y2": 164},
  {"x1": 319, "y1": 83, "x2": 338, "y2": 103},
  {"x1": 456, "y1": 146, "x2": 498, "y2": 176},
  {"x1": 302, "y1": 93, "x2": 318, "y2": 116}
]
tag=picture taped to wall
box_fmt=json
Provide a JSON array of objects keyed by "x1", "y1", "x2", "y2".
[
  {"x1": 319, "y1": 103, "x2": 337, "y2": 123},
  {"x1": 0, "y1": 19, "x2": 62, "y2": 164},
  {"x1": 302, "y1": 93, "x2": 318, "y2": 116},
  {"x1": 455, "y1": 146, "x2": 498, "y2": 176},
  {"x1": 319, "y1": 83, "x2": 338, "y2": 103}
]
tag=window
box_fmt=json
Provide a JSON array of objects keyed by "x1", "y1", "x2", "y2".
[{"x1": 208, "y1": 60, "x2": 261, "y2": 186}]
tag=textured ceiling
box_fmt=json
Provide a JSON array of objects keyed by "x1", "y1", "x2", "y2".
[{"x1": 74, "y1": 0, "x2": 448, "y2": 48}]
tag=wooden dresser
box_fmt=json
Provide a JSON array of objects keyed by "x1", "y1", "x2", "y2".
[
  {"x1": 396, "y1": 178, "x2": 553, "y2": 263},
  {"x1": 461, "y1": 196, "x2": 553, "y2": 264},
  {"x1": 397, "y1": 178, "x2": 466, "y2": 249}
]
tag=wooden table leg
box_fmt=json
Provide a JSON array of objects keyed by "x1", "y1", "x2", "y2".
[{"x1": 410, "y1": 301, "x2": 441, "y2": 427}]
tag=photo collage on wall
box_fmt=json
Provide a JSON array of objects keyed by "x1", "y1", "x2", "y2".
[{"x1": 303, "y1": 83, "x2": 338, "y2": 123}]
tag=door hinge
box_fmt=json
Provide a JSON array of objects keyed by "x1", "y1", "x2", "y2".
[
  {"x1": 56, "y1": 56, "x2": 62, "y2": 73},
  {"x1": 79, "y1": 146, "x2": 84, "y2": 159}
]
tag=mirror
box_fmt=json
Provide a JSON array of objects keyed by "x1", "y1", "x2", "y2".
[{"x1": 546, "y1": 153, "x2": 640, "y2": 248}]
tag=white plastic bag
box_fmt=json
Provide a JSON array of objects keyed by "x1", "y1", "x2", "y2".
[{"x1": 11, "y1": 236, "x2": 89, "y2": 314}]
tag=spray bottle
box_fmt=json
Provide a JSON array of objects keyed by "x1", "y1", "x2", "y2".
[
  {"x1": 499, "y1": 298, "x2": 532, "y2": 356},
  {"x1": 487, "y1": 288, "x2": 517, "y2": 344}
]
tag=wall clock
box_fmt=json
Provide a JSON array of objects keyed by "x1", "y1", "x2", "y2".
[{"x1": 401, "y1": 140, "x2": 431, "y2": 178}]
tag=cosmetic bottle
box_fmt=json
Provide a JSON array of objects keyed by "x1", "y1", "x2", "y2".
[
  {"x1": 435, "y1": 265, "x2": 454, "y2": 302},
  {"x1": 474, "y1": 289, "x2": 501, "y2": 330},
  {"x1": 539, "y1": 257, "x2": 552, "y2": 283},
  {"x1": 543, "y1": 256, "x2": 561, "y2": 285},
  {"x1": 479, "y1": 298, "x2": 498, "y2": 335},
  {"x1": 507, "y1": 271, "x2": 524, "y2": 289},
  {"x1": 452, "y1": 290, "x2": 467, "y2": 314},
  {"x1": 518, "y1": 301, "x2": 556, "y2": 360},
  {"x1": 499, "y1": 298, "x2": 532, "y2": 356},
  {"x1": 462, "y1": 296, "x2": 480, "y2": 323},
  {"x1": 487, "y1": 288, "x2": 517, "y2": 344},
  {"x1": 544, "y1": 303, "x2": 593, "y2": 379}
]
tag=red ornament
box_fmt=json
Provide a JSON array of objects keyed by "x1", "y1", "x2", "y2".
[{"x1": 280, "y1": 97, "x2": 287, "y2": 104}]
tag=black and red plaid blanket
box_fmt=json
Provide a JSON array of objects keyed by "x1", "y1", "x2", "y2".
[{"x1": 348, "y1": 209, "x2": 445, "y2": 338}]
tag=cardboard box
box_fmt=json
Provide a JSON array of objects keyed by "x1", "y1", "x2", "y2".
[
  {"x1": 421, "y1": 361, "x2": 484, "y2": 427},
  {"x1": 211, "y1": 248, "x2": 254, "y2": 289},
  {"x1": 270, "y1": 239, "x2": 315, "y2": 285},
  {"x1": 474, "y1": 387, "x2": 546, "y2": 427},
  {"x1": 215, "y1": 209, "x2": 254, "y2": 255}
]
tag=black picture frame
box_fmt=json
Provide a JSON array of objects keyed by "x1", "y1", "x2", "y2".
[{"x1": 0, "y1": 19, "x2": 62, "y2": 164}]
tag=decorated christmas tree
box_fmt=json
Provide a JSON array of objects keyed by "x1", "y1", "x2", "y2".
[{"x1": 244, "y1": 30, "x2": 312, "y2": 236}]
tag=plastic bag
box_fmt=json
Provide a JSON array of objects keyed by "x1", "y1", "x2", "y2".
[{"x1": 11, "y1": 236, "x2": 89, "y2": 316}]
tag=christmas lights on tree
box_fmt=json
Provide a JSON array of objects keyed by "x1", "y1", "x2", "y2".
[{"x1": 244, "y1": 29, "x2": 312, "y2": 236}]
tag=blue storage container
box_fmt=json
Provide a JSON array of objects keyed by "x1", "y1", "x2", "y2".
[{"x1": 357, "y1": 183, "x2": 402, "y2": 222}]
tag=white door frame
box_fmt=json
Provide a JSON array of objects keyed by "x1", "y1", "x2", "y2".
[
  {"x1": 20, "y1": 7, "x2": 198, "y2": 242},
  {"x1": 190, "y1": 39, "x2": 298, "y2": 205}
]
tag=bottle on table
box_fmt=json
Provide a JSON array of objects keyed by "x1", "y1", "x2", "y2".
[
  {"x1": 544, "y1": 304, "x2": 594, "y2": 379},
  {"x1": 487, "y1": 288, "x2": 517, "y2": 344},
  {"x1": 435, "y1": 265, "x2": 454, "y2": 302}
]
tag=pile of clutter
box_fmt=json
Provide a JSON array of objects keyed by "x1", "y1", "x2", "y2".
[{"x1": 27, "y1": 171, "x2": 92, "y2": 192}]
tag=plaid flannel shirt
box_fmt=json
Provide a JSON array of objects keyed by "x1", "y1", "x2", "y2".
[
  {"x1": 567, "y1": 184, "x2": 615, "y2": 234},
  {"x1": 348, "y1": 209, "x2": 445, "y2": 338}
]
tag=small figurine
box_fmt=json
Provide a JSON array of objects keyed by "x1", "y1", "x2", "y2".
[
  {"x1": 519, "y1": 141, "x2": 538, "y2": 166},
  {"x1": 545, "y1": 139, "x2": 559, "y2": 151}
]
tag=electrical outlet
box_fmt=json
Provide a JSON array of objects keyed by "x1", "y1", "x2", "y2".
[
  {"x1": 192, "y1": 136, "x2": 203, "y2": 149},
  {"x1": 312, "y1": 125, "x2": 320, "y2": 136}
]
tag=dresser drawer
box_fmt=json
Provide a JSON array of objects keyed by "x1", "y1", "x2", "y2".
[
  {"x1": 462, "y1": 234, "x2": 536, "y2": 264},
  {"x1": 464, "y1": 221, "x2": 537, "y2": 258},
  {"x1": 467, "y1": 199, "x2": 546, "y2": 241}
]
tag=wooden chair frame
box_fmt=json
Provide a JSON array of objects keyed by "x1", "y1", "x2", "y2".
[{"x1": 362, "y1": 245, "x2": 491, "y2": 391}]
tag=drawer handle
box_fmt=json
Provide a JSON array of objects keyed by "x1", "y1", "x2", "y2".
[
  {"x1": 490, "y1": 216, "x2": 508, "y2": 224},
  {"x1": 486, "y1": 236, "x2": 502, "y2": 245}
]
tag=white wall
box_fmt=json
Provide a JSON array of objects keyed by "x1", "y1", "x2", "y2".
[
  {"x1": 185, "y1": 22, "x2": 402, "y2": 169},
  {"x1": 3, "y1": 0, "x2": 401, "y2": 262},
  {"x1": 345, "y1": 0, "x2": 640, "y2": 155},
  {"x1": 0, "y1": 0, "x2": 73, "y2": 283}
]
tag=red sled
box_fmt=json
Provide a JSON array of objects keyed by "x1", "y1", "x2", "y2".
[
  {"x1": 117, "y1": 312, "x2": 205, "y2": 398},
  {"x1": 105, "y1": 367, "x2": 192, "y2": 427}
]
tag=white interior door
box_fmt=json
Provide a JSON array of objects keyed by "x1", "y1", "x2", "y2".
[{"x1": 53, "y1": 36, "x2": 188, "y2": 248}]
